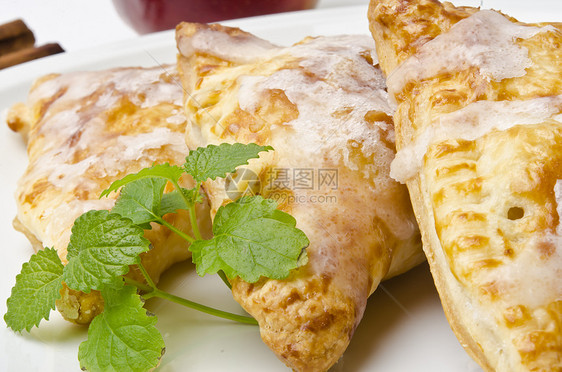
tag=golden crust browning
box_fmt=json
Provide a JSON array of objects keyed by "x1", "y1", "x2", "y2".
[
  {"x1": 368, "y1": 0, "x2": 478, "y2": 75},
  {"x1": 369, "y1": 0, "x2": 562, "y2": 370},
  {"x1": 8, "y1": 66, "x2": 211, "y2": 324},
  {"x1": 176, "y1": 22, "x2": 423, "y2": 371},
  {"x1": 231, "y1": 273, "x2": 356, "y2": 372}
]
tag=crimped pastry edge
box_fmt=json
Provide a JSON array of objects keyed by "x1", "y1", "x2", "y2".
[{"x1": 406, "y1": 171, "x2": 495, "y2": 371}]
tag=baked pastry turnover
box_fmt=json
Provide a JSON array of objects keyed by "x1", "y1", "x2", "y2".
[
  {"x1": 6, "y1": 66, "x2": 210, "y2": 324},
  {"x1": 176, "y1": 23, "x2": 423, "y2": 371},
  {"x1": 368, "y1": 0, "x2": 562, "y2": 370}
]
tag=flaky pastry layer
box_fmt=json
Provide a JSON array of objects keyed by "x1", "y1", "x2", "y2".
[
  {"x1": 7, "y1": 66, "x2": 211, "y2": 324},
  {"x1": 176, "y1": 22, "x2": 423, "y2": 371},
  {"x1": 369, "y1": 0, "x2": 562, "y2": 370}
]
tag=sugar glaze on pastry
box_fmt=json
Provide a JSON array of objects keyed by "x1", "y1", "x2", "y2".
[
  {"x1": 369, "y1": 0, "x2": 562, "y2": 370},
  {"x1": 7, "y1": 66, "x2": 211, "y2": 324},
  {"x1": 176, "y1": 23, "x2": 423, "y2": 371}
]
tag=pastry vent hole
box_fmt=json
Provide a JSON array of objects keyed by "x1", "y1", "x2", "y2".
[{"x1": 507, "y1": 207, "x2": 524, "y2": 220}]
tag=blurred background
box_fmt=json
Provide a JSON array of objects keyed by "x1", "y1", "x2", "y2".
[{"x1": 0, "y1": 0, "x2": 369, "y2": 52}]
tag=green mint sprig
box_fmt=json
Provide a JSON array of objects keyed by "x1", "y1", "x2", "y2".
[
  {"x1": 4, "y1": 247, "x2": 63, "y2": 332},
  {"x1": 63, "y1": 210, "x2": 150, "y2": 292},
  {"x1": 78, "y1": 286, "x2": 165, "y2": 372},
  {"x1": 190, "y1": 196, "x2": 309, "y2": 283},
  {"x1": 184, "y1": 143, "x2": 273, "y2": 182},
  {"x1": 4, "y1": 143, "x2": 309, "y2": 372},
  {"x1": 100, "y1": 163, "x2": 184, "y2": 198}
]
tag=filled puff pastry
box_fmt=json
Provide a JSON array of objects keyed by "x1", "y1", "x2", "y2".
[
  {"x1": 368, "y1": 0, "x2": 562, "y2": 370},
  {"x1": 176, "y1": 23, "x2": 423, "y2": 371},
  {"x1": 6, "y1": 66, "x2": 210, "y2": 324}
]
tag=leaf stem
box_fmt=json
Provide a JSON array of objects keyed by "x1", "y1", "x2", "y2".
[
  {"x1": 124, "y1": 273, "x2": 256, "y2": 325},
  {"x1": 188, "y1": 183, "x2": 203, "y2": 240},
  {"x1": 167, "y1": 178, "x2": 201, "y2": 243},
  {"x1": 217, "y1": 270, "x2": 232, "y2": 290},
  {"x1": 147, "y1": 288, "x2": 257, "y2": 325},
  {"x1": 123, "y1": 276, "x2": 152, "y2": 292},
  {"x1": 137, "y1": 262, "x2": 157, "y2": 290},
  {"x1": 158, "y1": 217, "x2": 195, "y2": 243}
]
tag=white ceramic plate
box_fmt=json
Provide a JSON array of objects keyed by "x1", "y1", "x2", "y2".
[{"x1": 0, "y1": 3, "x2": 559, "y2": 371}]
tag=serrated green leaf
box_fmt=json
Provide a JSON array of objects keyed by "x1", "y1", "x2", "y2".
[
  {"x1": 189, "y1": 196, "x2": 309, "y2": 283},
  {"x1": 100, "y1": 163, "x2": 184, "y2": 198},
  {"x1": 159, "y1": 187, "x2": 200, "y2": 216},
  {"x1": 183, "y1": 143, "x2": 273, "y2": 182},
  {"x1": 4, "y1": 247, "x2": 64, "y2": 332},
  {"x1": 63, "y1": 210, "x2": 150, "y2": 292},
  {"x1": 184, "y1": 187, "x2": 204, "y2": 205},
  {"x1": 78, "y1": 286, "x2": 165, "y2": 372},
  {"x1": 160, "y1": 190, "x2": 187, "y2": 216},
  {"x1": 111, "y1": 177, "x2": 168, "y2": 229}
]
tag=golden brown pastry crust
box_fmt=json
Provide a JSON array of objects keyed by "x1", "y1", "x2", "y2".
[
  {"x1": 176, "y1": 22, "x2": 423, "y2": 371},
  {"x1": 7, "y1": 66, "x2": 211, "y2": 324},
  {"x1": 369, "y1": 1, "x2": 562, "y2": 370}
]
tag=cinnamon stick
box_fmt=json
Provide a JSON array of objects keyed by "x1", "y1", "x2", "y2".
[
  {"x1": 0, "y1": 43, "x2": 64, "y2": 69},
  {"x1": 0, "y1": 19, "x2": 35, "y2": 56}
]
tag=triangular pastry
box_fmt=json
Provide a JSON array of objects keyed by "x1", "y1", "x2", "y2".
[
  {"x1": 7, "y1": 66, "x2": 211, "y2": 324},
  {"x1": 368, "y1": 0, "x2": 562, "y2": 370},
  {"x1": 175, "y1": 23, "x2": 423, "y2": 371}
]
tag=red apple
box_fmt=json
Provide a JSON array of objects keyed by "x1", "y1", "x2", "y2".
[{"x1": 112, "y1": 0, "x2": 319, "y2": 34}]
